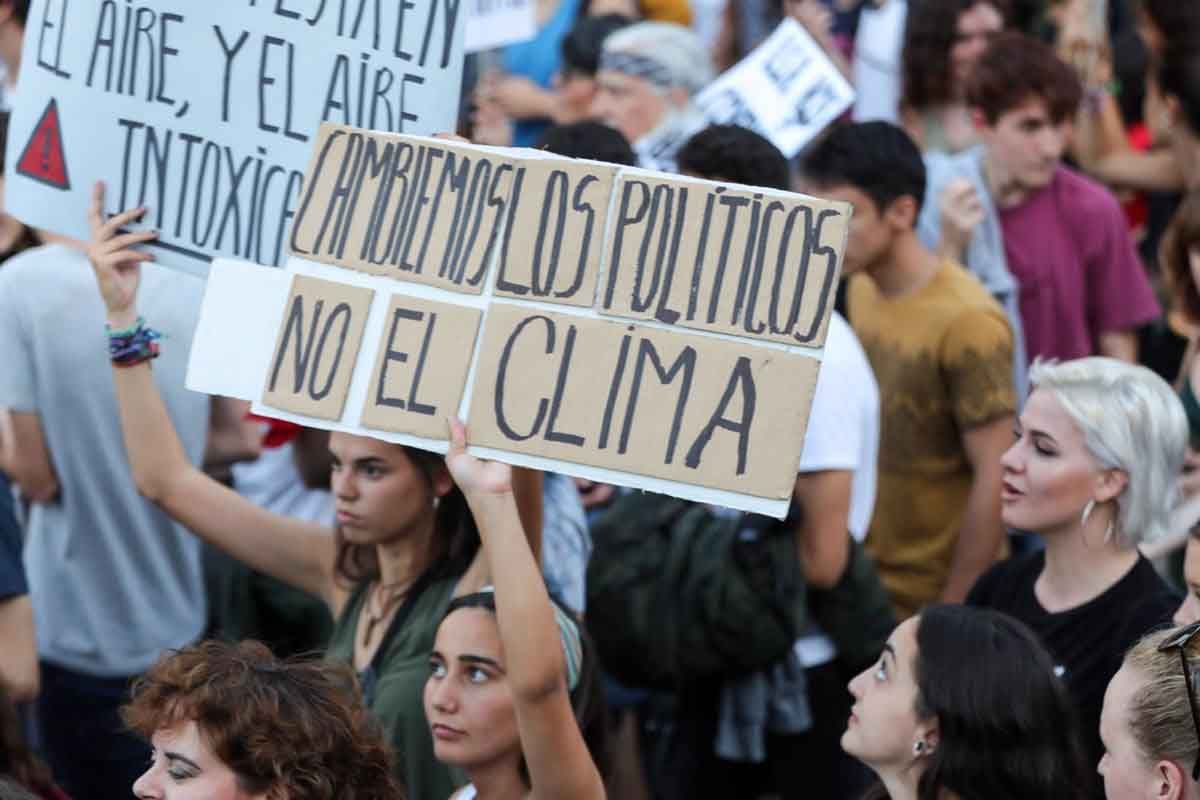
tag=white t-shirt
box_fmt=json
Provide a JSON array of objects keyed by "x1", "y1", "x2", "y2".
[
  {"x1": 852, "y1": 0, "x2": 907, "y2": 124},
  {"x1": 794, "y1": 311, "x2": 880, "y2": 666}
]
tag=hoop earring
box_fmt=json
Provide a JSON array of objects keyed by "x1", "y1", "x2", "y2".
[{"x1": 1080, "y1": 499, "x2": 1096, "y2": 528}]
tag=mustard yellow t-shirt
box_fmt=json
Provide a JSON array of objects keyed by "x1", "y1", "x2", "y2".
[{"x1": 848, "y1": 261, "x2": 1015, "y2": 619}]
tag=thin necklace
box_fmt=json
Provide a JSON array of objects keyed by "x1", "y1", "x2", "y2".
[{"x1": 361, "y1": 578, "x2": 413, "y2": 647}]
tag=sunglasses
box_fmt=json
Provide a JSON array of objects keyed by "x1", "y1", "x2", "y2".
[{"x1": 1157, "y1": 622, "x2": 1200, "y2": 780}]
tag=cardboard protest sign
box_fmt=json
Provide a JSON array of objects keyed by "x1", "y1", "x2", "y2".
[
  {"x1": 600, "y1": 171, "x2": 848, "y2": 347},
  {"x1": 694, "y1": 19, "x2": 854, "y2": 157},
  {"x1": 465, "y1": 0, "x2": 536, "y2": 54},
  {"x1": 263, "y1": 274, "x2": 374, "y2": 421},
  {"x1": 189, "y1": 127, "x2": 851, "y2": 516},
  {"x1": 5, "y1": 0, "x2": 464, "y2": 276},
  {"x1": 467, "y1": 303, "x2": 818, "y2": 499},
  {"x1": 360, "y1": 295, "x2": 483, "y2": 438},
  {"x1": 289, "y1": 125, "x2": 518, "y2": 294}
]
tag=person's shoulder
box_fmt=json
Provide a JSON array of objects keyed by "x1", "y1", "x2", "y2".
[
  {"x1": 967, "y1": 551, "x2": 1041, "y2": 607},
  {"x1": 0, "y1": 244, "x2": 84, "y2": 286},
  {"x1": 936, "y1": 261, "x2": 1011, "y2": 319},
  {"x1": 1054, "y1": 165, "x2": 1124, "y2": 218}
]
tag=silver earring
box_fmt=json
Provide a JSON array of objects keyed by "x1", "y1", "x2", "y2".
[
  {"x1": 1080, "y1": 499, "x2": 1095, "y2": 528},
  {"x1": 913, "y1": 740, "x2": 926, "y2": 756}
]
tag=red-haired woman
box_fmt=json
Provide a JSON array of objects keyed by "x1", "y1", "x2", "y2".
[{"x1": 125, "y1": 640, "x2": 401, "y2": 800}]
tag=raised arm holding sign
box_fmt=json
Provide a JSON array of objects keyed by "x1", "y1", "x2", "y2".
[
  {"x1": 87, "y1": 183, "x2": 544, "y2": 800},
  {"x1": 187, "y1": 123, "x2": 851, "y2": 518}
]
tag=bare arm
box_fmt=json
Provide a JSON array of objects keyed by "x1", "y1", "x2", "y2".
[
  {"x1": 86, "y1": 182, "x2": 336, "y2": 605},
  {"x1": 1074, "y1": 93, "x2": 1185, "y2": 191},
  {"x1": 1098, "y1": 330, "x2": 1139, "y2": 363},
  {"x1": 941, "y1": 414, "x2": 1012, "y2": 603},
  {"x1": 791, "y1": 470, "x2": 852, "y2": 590},
  {"x1": 0, "y1": 596, "x2": 38, "y2": 702},
  {"x1": 203, "y1": 397, "x2": 262, "y2": 471},
  {"x1": 0, "y1": 410, "x2": 58, "y2": 504},
  {"x1": 447, "y1": 421, "x2": 604, "y2": 800}
]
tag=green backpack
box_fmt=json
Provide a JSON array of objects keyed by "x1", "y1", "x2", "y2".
[{"x1": 585, "y1": 492, "x2": 803, "y2": 689}]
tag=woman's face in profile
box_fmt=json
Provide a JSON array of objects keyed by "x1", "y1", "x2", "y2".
[
  {"x1": 842, "y1": 616, "x2": 932, "y2": 769},
  {"x1": 133, "y1": 720, "x2": 264, "y2": 800}
]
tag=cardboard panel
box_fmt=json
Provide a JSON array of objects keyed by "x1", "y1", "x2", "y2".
[
  {"x1": 467, "y1": 303, "x2": 819, "y2": 500},
  {"x1": 599, "y1": 173, "x2": 849, "y2": 348},
  {"x1": 493, "y1": 159, "x2": 617, "y2": 307},
  {"x1": 289, "y1": 124, "x2": 517, "y2": 294},
  {"x1": 360, "y1": 295, "x2": 482, "y2": 438},
  {"x1": 261, "y1": 274, "x2": 374, "y2": 420}
]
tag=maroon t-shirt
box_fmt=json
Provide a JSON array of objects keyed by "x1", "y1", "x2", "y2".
[{"x1": 998, "y1": 166, "x2": 1160, "y2": 362}]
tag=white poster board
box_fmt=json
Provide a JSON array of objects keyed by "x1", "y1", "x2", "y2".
[
  {"x1": 465, "y1": 0, "x2": 536, "y2": 54},
  {"x1": 694, "y1": 19, "x2": 855, "y2": 157},
  {"x1": 188, "y1": 125, "x2": 852, "y2": 517},
  {"x1": 4, "y1": 0, "x2": 465, "y2": 276}
]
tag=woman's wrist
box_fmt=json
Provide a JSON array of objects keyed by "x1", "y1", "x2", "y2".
[
  {"x1": 463, "y1": 487, "x2": 518, "y2": 521},
  {"x1": 107, "y1": 307, "x2": 138, "y2": 329}
]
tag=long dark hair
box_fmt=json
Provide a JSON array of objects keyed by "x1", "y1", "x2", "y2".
[
  {"x1": 863, "y1": 605, "x2": 1089, "y2": 800},
  {"x1": 901, "y1": 0, "x2": 1010, "y2": 110},
  {"x1": 0, "y1": 685, "x2": 53, "y2": 791},
  {"x1": 1159, "y1": 42, "x2": 1200, "y2": 138},
  {"x1": 440, "y1": 592, "x2": 610, "y2": 782},
  {"x1": 334, "y1": 446, "x2": 480, "y2": 587}
]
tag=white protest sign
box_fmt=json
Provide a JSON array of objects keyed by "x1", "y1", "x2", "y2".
[
  {"x1": 5, "y1": 0, "x2": 464, "y2": 276},
  {"x1": 464, "y1": 0, "x2": 535, "y2": 54},
  {"x1": 694, "y1": 18, "x2": 855, "y2": 157},
  {"x1": 188, "y1": 125, "x2": 851, "y2": 516}
]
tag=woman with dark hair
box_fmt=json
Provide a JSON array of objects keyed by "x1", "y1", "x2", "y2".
[
  {"x1": 1074, "y1": 3, "x2": 1200, "y2": 192},
  {"x1": 125, "y1": 640, "x2": 401, "y2": 800},
  {"x1": 843, "y1": 604, "x2": 1089, "y2": 800},
  {"x1": 0, "y1": 686, "x2": 66, "y2": 800},
  {"x1": 900, "y1": 0, "x2": 1008, "y2": 153},
  {"x1": 84, "y1": 183, "x2": 542, "y2": 800},
  {"x1": 424, "y1": 421, "x2": 606, "y2": 800}
]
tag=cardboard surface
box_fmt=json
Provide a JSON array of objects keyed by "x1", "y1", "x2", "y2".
[
  {"x1": 6, "y1": 1, "x2": 464, "y2": 275},
  {"x1": 494, "y1": 159, "x2": 617, "y2": 307},
  {"x1": 192, "y1": 124, "x2": 852, "y2": 516},
  {"x1": 694, "y1": 19, "x2": 855, "y2": 157},
  {"x1": 600, "y1": 172, "x2": 849, "y2": 348},
  {"x1": 290, "y1": 125, "x2": 517, "y2": 293},
  {"x1": 360, "y1": 295, "x2": 483, "y2": 438},
  {"x1": 467, "y1": 303, "x2": 818, "y2": 499},
  {"x1": 262, "y1": 274, "x2": 374, "y2": 420}
]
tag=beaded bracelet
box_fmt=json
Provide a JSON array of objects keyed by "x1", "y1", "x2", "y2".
[{"x1": 107, "y1": 317, "x2": 162, "y2": 368}]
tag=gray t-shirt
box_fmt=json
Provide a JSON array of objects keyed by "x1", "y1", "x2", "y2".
[{"x1": 0, "y1": 245, "x2": 208, "y2": 677}]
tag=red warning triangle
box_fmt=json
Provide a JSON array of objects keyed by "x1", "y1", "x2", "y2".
[{"x1": 16, "y1": 98, "x2": 70, "y2": 190}]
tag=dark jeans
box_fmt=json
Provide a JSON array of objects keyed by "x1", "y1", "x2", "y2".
[{"x1": 37, "y1": 661, "x2": 148, "y2": 800}]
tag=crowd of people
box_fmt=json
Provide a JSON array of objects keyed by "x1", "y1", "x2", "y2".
[{"x1": 1, "y1": 0, "x2": 1200, "y2": 799}]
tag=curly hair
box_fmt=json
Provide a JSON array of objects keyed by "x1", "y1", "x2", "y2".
[
  {"x1": 966, "y1": 32, "x2": 1082, "y2": 124},
  {"x1": 1161, "y1": 191, "x2": 1200, "y2": 325},
  {"x1": 902, "y1": 0, "x2": 1010, "y2": 111},
  {"x1": 122, "y1": 640, "x2": 403, "y2": 800}
]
